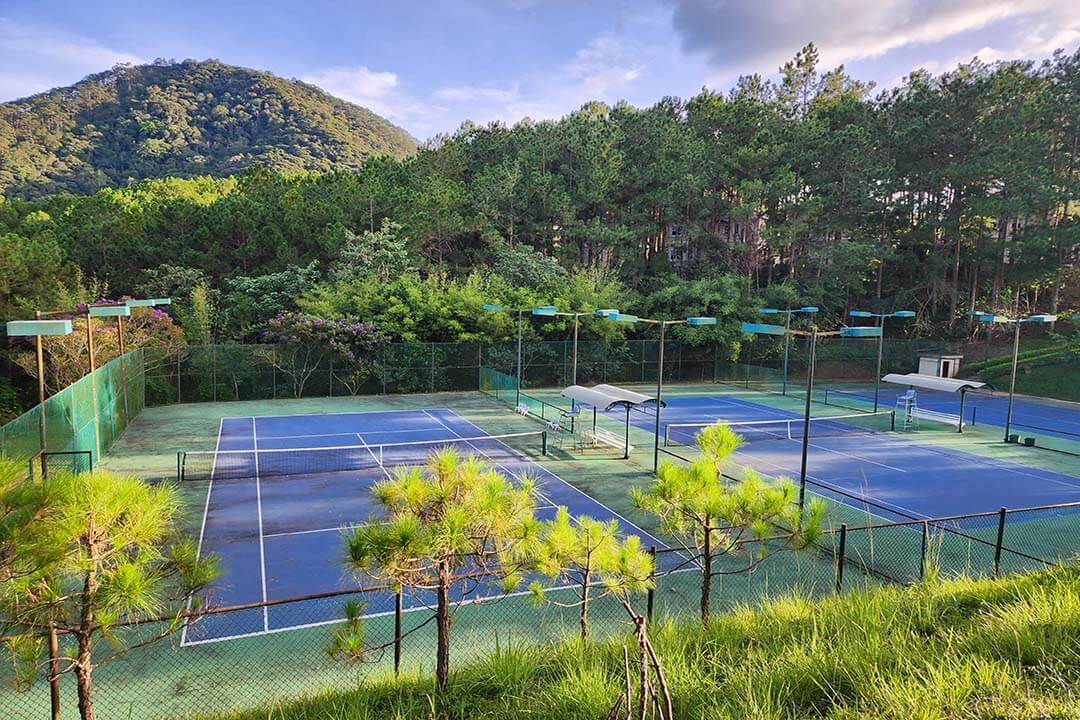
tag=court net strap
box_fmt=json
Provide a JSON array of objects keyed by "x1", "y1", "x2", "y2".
[
  {"x1": 664, "y1": 411, "x2": 895, "y2": 446},
  {"x1": 179, "y1": 430, "x2": 547, "y2": 482}
]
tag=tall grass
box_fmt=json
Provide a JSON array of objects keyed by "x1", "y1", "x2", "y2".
[{"x1": 206, "y1": 564, "x2": 1080, "y2": 719}]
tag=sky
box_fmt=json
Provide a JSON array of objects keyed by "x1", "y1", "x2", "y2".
[{"x1": 1, "y1": 0, "x2": 1078, "y2": 140}]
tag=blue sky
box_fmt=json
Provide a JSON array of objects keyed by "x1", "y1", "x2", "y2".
[{"x1": 2, "y1": 0, "x2": 1077, "y2": 140}]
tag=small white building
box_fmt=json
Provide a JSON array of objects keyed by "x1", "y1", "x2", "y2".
[{"x1": 917, "y1": 354, "x2": 964, "y2": 378}]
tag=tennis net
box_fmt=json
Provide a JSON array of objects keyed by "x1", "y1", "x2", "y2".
[
  {"x1": 179, "y1": 430, "x2": 548, "y2": 482},
  {"x1": 664, "y1": 411, "x2": 895, "y2": 447}
]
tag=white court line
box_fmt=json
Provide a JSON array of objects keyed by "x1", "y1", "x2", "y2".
[
  {"x1": 220, "y1": 409, "x2": 424, "y2": 420},
  {"x1": 181, "y1": 416, "x2": 225, "y2": 646},
  {"x1": 252, "y1": 418, "x2": 270, "y2": 632},
  {"x1": 255, "y1": 427, "x2": 437, "y2": 442},
  {"x1": 724, "y1": 444, "x2": 930, "y2": 521},
  {"x1": 424, "y1": 408, "x2": 672, "y2": 551},
  {"x1": 700, "y1": 396, "x2": 907, "y2": 473}
]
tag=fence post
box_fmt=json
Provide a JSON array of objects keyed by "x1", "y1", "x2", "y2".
[
  {"x1": 430, "y1": 342, "x2": 436, "y2": 393},
  {"x1": 381, "y1": 346, "x2": 388, "y2": 395},
  {"x1": 835, "y1": 524, "x2": 847, "y2": 594},
  {"x1": 919, "y1": 521, "x2": 928, "y2": 580},
  {"x1": 394, "y1": 588, "x2": 403, "y2": 676},
  {"x1": 647, "y1": 545, "x2": 656, "y2": 622},
  {"x1": 477, "y1": 343, "x2": 483, "y2": 391},
  {"x1": 328, "y1": 357, "x2": 334, "y2": 398},
  {"x1": 271, "y1": 347, "x2": 277, "y2": 400},
  {"x1": 993, "y1": 507, "x2": 1007, "y2": 578},
  {"x1": 176, "y1": 347, "x2": 182, "y2": 403},
  {"x1": 212, "y1": 345, "x2": 218, "y2": 402}
]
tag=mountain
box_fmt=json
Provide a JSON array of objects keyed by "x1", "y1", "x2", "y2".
[{"x1": 0, "y1": 59, "x2": 418, "y2": 198}]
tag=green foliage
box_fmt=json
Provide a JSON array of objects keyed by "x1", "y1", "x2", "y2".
[
  {"x1": 635, "y1": 422, "x2": 824, "y2": 619},
  {"x1": 329, "y1": 218, "x2": 416, "y2": 284},
  {"x1": 0, "y1": 468, "x2": 217, "y2": 720},
  {"x1": 222, "y1": 262, "x2": 322, "y2": 338},
  {"x1": 529, "y1": 507, "x2": 653, "y2": 638},
  {"x1": 340, "y1": 448, "x2": 539, "y2": 689},
  {"x1": 0, "y1": 60, "x2": 416, "y2": 198}
]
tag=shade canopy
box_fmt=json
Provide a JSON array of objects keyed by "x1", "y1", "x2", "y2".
[
  {"x1": 560, "y1": 384, "x2": 664, "y2": 411},
  {"x1": 6, "y1": 320, "x2": 74, "y2": 337},
  {"x1": 881, "y1": 373, "x2": 985, "y2": 393}
]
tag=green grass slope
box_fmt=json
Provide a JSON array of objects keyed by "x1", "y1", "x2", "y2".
[
  {"x1": 208, "y1": 563, "x2": 1080, "y2": 720},
  {"x1": 0, "y1": 59, "x2": 417, "y2": 198}
]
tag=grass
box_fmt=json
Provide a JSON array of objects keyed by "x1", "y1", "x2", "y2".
[
  {"x1": 983, "y1": 362, "x2": 1080, "y2": 403},
  {"x1": 203, "y1": 563, "x2": 1080, "y2": 720}
]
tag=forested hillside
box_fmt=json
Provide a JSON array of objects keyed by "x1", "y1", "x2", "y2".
[
  {"x1": 0, "y1": 59, "x2": 417, "y2": 197},
  {"x1": 1, "y1": 44, "x2": 1078, "y2": 413}
]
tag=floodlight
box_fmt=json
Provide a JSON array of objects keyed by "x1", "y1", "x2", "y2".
[
  {"x1": 126, "y1": 298, "x2": 171, "y2": 307},
  {"x1": 686, "y1": 316, "x2": 717, "y2": 326},
  {"x1": 1025, "y1": 314, "x2": 1057, "y2": 323},
  {"x1": 798, "y1": 306, "x2": 819, "y2": 313},
  {"x1": 849, "y1": 310, "x2": 873, "y2": 318},
  {"x1": 88, "y1": 305, "x2": 131, "y2": 318},
  {"x1": 482, "y1": 304, "x2": 503, "y2": 312},
  {"x1": 531, "y1": 306, "x2": 558, "y2": 316},
  {"x1": 758, "y1": 307, "x2": 780, "y2": 314},
  {"x1": 891, "y1": 310, "x2": 916, "y2": 318},
  {"x1": 595, "y1": 308, "x2": 618, "y2": 317},
  {"x1": 6, "y1": 320, "x2": 74, "y2": 336},
  {"x1": 608, "y1": 313, "x2": 638, "y2": 323},
  {"x1": 840, "y1": 326, "x2": 882, "y2": 338}
]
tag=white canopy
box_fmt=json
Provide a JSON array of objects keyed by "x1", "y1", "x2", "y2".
[
  {"x1": 881, "y1": 373, "x2": 985, "y2": 393},
  {"x1": 560, "y1": 384, "x2": 663, "y2": 411},
  {"x1": 592, "y1": 383, "x2": 663, "y2": 407}
]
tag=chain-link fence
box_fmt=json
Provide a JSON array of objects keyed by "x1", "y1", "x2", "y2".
[
  {"x1": 1, "y1": 496, "x2": 1074, "y2": 720},
  {"x1": 0, "y1": 349, "x2": 143, "y2": 468}
]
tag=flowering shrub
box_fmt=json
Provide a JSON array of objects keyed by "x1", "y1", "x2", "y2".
[{"x1": 261, "y1": 313, "x2": 386, "y2": 396}]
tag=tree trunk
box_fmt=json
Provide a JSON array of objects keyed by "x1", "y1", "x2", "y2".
[
  {"x1": 700, "y1": 517, "x2": 712, "y2": 621},
  {"x1": 579, "y1": 569, "x2": 591, "y2": 639},
  {"x1": 436, "y1": 564, "x2": 451, "y2": 691},
  {"x1": 75, "y1": 634, "x2": 96, "y2": 720}
]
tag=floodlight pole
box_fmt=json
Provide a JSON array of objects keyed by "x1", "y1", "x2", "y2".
[
  {"x1": 516, "y1": 309, "x2": 524, "y2": 407},
  {"x1": 798, "y1": 329, "x2": 817, "y2": 512},
  {"x1": 969, "y1": 311, "x2": 1056, "y2": 443},
  {"x1": 782, "y1": 312, "x2": 792, "y2": 396},
  {"x1": 1005, "y1": 320, "x2": 1021, "y2": 443}
]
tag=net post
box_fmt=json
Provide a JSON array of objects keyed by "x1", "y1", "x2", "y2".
[
  {"x1": 835, "y1": 524, "x2": 847, "y2": 594},
  {"x1": 176, "y1": 452, "x2": 183, "y2": 483},
  {"x1": 646, "y1": 545, "x2": 656, "y2": 622},
  {"x1": 889, "y1": 410, "x2": 895, "y2": 431},
  {"x1": 993, "y1": 507, "x2": 1007, "y2": 578},
  {"x1": 394, "y1": 588, "x2": 403, "y2": 676},
  {"x1": 541, "y1": 431, "x2": 548, "y2": 456}
]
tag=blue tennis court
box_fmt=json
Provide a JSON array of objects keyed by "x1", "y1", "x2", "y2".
[
  {"x1": 620, "y1": 394, "x2": 1080, "y2": 521},
  {"x1": 824, "y1": 384, "x2": 1080, "y2": 443},
  {"x1": 182, "y1": 408, "x2": 671, "y2": 645}
]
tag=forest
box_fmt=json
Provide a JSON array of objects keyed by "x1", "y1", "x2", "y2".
[{"x1": 0, "y1": 44, "x2": 1078, "y2": 415}]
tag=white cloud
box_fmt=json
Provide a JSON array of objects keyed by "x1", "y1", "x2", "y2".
[
  {"x1": 0, "y1": 19, "x2": 142, "y2": 101},
  {"x1": 305, "y1": 32, "x2": 655, "y2": 138},
  {"x1": 665, "y1": 0, "x2": 1077, "y2": 85}
]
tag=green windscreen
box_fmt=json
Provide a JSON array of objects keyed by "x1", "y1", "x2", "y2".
[{"x1": 0, "y1": 348, "x2": 145, "y2": 465}]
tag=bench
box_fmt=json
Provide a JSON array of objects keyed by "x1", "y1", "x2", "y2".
[
  {"x1": 582, "y1": 427, "x2": 633, "y2": 453},
  {"x1": 910, "y1": 408, "x2": 963, "y2": 429}
]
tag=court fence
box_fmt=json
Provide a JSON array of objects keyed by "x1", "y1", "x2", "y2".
[
  {"x1": 0, "y1": 349, "x2": 144, "y2": 469},
  {"x1": 138, "y1": 336, "x2": 1024, "y2": 408},
  {"x1": 2, "y1": 496, "x2": 1076, "y2": 720}
]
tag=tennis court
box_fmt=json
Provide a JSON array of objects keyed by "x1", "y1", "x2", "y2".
[
  {"x1": 181, "y1": 407, "x2": 672, "y2": 644},
  {"x1": 622, "y1": 394, "x2": 1080, "y2": 521},
  {"x1": 823, "y1": 384, "x2": 1080, "y2": 443}
]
